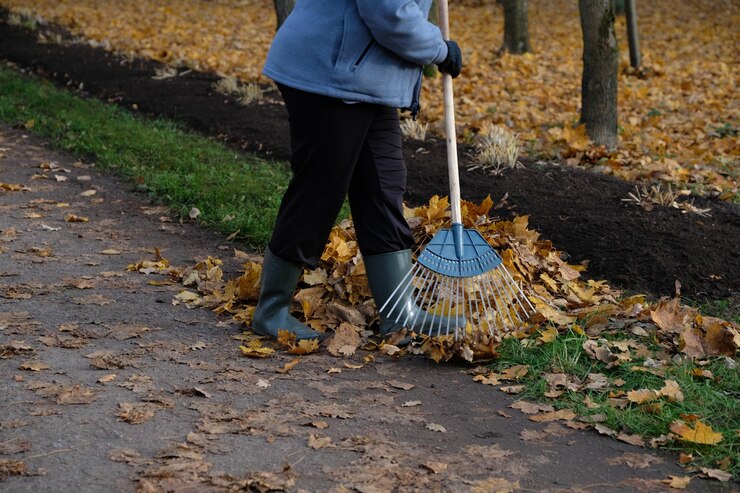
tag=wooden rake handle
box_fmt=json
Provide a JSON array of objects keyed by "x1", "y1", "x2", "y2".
[{"x1": 438, "y1": 0, "x2": 462, "y2": 225}]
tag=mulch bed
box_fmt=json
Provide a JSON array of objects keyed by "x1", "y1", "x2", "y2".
[{"x1": 1, "y1": 14, "x2": 738, "y2": 302}]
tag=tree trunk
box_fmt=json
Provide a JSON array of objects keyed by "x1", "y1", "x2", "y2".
[
  {"x1": 624, "y1": 0, "x2": 641, "y2": 68},
  {"x1": 273, "y1": 0, "x2": 295, "y2": 30},
  {"x1": 579, "y1": 0, "x2": 618, "y2": 150},
  {"x1": 501, "y1": 0, "x2": 531, "y2": 54}
]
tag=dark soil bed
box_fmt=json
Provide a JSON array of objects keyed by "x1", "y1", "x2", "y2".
[{"x1": 1, "y1": 15, "x2": 738, "y2": 302}]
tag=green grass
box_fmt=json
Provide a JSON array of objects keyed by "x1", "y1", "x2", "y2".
[
  {"x1": 0, "y1": 65, "x2": 292, "y2": 248},
  {"x1": 695, "y1": 299, "x2": 740, "y2": 324},
  {"x1": 493, "y1": 328, "x2": 740, "y2": 479}
]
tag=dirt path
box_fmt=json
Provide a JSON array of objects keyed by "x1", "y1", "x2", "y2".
[
  {"x1": 0, "y1": 127, "x2": 726, "y2": 492},
  {"x1": 0, "y1": 15, "x2": 737, "y2": 302}
]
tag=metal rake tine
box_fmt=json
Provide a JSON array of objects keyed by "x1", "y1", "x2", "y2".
[
  {"x1": 501, "y1": 266, "x2": 536, "y2": 314},
  {"x1": 491, "y1": 269, "x2": 522, "y2": 326},
  {"x1": 490, "y1": 270, "x2": 519, "y2": 329},
  {"x1": 495, "y1": 270, "x2": 522, "y2": 329},
  {"x1": 378, "y1": 262, "x2": 417, "y2": 316},
  {"x1": 449, "y1": 276, "x2": 461, "y2": 338},
  {"x1": 477, "y1": 273, "x2": 499, "y2": 337},
  {"x1": 407, "y1": 266, "x2": 436, "y2": 330},
  {"x1": 486, "y1": 271, "x2": 517, "y2": 329},
  {"x1": 464, "y1": 278, "x2": 476, "y2": 340},
  {"x1": 435, "y1": 275, "x2": 453, "y2": 338},
  {"x1": 432, "y1": 275, "x2": 447, "y2": 338},
  {"x1": 495, "y1": 267, "x2": 530, "y2": 320},
  {"x1": 420, "y1": 273, "x2": 443, "y2": 337},
  {"x1": 419, "y1": 271, "x2": 439, "y2": 337},
  {"x1": 388, "y1": 263, "x2": 422, "y2": 324},
  {"x1": 469, "y1": 276, "x2": 489, "y2": 337}
]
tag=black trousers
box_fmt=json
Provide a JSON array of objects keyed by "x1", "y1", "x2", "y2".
[{"x1": 269, "y1": 84, "x2": 414, "y2": 268}]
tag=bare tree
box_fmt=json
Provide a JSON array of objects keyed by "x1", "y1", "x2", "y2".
[
  {"x1": 273, "y1": 0, "x2": 295, "y2": 30},
  {"x1": 579, "y1": 0, "x2": 618, "y2": 149},
  {"x1": 501, "y1": 0, "x2": 531, "y2": 54}
]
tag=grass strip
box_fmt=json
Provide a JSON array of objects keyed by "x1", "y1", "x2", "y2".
[
  {"x1": 492, "y1": 328, "x2": 739, "y2": 480},
  {"x1": 0, "y1": 65, "x2": 290, "y2": 248}
]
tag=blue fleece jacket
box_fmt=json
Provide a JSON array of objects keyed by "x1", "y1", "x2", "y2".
[{"x1": 262, "y1": 0, "x2": 448, "y2": 115}]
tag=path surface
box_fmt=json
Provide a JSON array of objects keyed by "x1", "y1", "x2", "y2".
[{"x1": 0, "y1": 126, "x2": 723, "y2": 492}]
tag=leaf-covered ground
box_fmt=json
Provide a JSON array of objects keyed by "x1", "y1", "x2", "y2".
[
  {"x1": 1, "y1": 0, "x2": 737, "y2": 196},
  {"x1": 0, "y1": 1, "x2": 738, "y2": 484},
  {"x1": 4, "y1": 125, "x2": 734, "y2": 491}
]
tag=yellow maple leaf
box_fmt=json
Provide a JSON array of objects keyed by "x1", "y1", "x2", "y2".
[
  {"x1": 562, "y1": 124, "x2": 590, "y2": 151},
  {"x1": 670, "y1": 418, "x2": 723, "y2": 445},
  {"x1": 537, "y1": 326, "x2": 559, "y2": 344},
  {"x1": 627, "y1": 388, "x2": 660, "y2": 404},
  {"x1": 239, "y1": 344, "x2": 274, "y2": 359},
  {"x1": 287, "y1": 338, "x2": 320, "y2": 355}
]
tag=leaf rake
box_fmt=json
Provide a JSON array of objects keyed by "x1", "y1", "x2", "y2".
[{"x1": 379, "y1": 0, "x2": 535, "y2": 340}]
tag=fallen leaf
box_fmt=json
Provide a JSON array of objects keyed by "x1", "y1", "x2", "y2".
[
  {"x1": 387, "y1": 380, "x2": 415, "y2": 391},
  {"x1": 699, "y1": 467, "x2": 732, "y2": 482},
  {"x1": 0, "y1": 439, "x2": 32, "y2": 455},
  {"x1": 326, "y1": 322, "x2": 361, "y2": 357},
  {"x1": 420, "y1": 461, "x2": 448, "y2": 474},
  {"x1": 97, "y1": 374, "x2": 117, "y2": 383},
  {"x1": 276, "y1": 358, "x2": 300, "y2": 374},
  {"x1": 670, "y1": 418, "x2": 723, "y2": 445},
  {"x1": 307, "y1": 434, "x2": 332, "y2": 450},
  {"x1": 117, "y1": 402, "x2": 157, "y2": 424},
  {"x1": 510, "y1": 400, "x2": 554, "y2": 414},
  {"x1": 426, "y1": 423, "x2": 447, "y2": 433},
  {"x1": 64, "y1": 213, "x2": 88, "y2": 223},
  {"x1": 662, "y1": 475, "x2": 691, "y2": 489},
  {"x1": 18, "y1": 361, "x2": 49, "y2": 372},
  {"x1": 529, "y1": 409, "x2": 576, "y2": 422},
  {"x1": 55, "y1": 385, "x2": 97, "y2": 405}
]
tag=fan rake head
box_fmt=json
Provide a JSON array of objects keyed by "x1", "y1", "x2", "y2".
[{"x1": 378, "y1": 225, "x2": 535, "y2": 340}]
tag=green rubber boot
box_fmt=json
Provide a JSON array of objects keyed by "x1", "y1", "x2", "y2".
[
  {"x1": 252, "y1": 247, "x2": 323, "y2": 340},
  {"x1": 363, "y1": 249, "x2": 466, "y2": 337}
]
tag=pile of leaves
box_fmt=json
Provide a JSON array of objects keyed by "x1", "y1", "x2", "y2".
[
  {"x1": 3, "y1": 0, "x2": 737, "y2": 196},
  {"x1": 129, "y1": 196, "x2": 738, "y2": 364}
]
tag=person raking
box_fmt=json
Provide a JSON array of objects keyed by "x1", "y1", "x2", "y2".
[{"x1": 253, "y1": 0, "x2": 464, "y2": 340}]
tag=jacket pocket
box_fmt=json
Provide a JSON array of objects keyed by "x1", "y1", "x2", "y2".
[{"x1": 353, "y1": 41, "x2": 375, "y2": 70}]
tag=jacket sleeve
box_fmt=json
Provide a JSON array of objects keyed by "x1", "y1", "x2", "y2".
[{"x1": 356, "y1": 0, "x2": 448, "y2": 66}]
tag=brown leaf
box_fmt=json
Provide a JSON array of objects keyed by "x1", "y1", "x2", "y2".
[
  {"x1": 56, "y1": 385, "x2": 97, "y2": 405},
  {"x1": 510, "y1": 400, "x2": 554, "y2": 414},
  {"x1": 387, "y1": 380, "x2": 415, "y2": 391},
  {"x1": 420, "y1": 461, "x2": 448, "y2": 474},
  {"x1": 0, "y1": 439, "x2": 32, "y2": 455},
  {"x1": 606, "y1": 452, "x2": 663, "y2": 469},
  {"x1": 529, "y1": 409, "x2": 576, "y2": 422},
  {"x1": 18, "y1": 361, "x2": 49, "y2": 372},
  {"x1": 662, "y1": 476, "x2": 691, "y2": 489},
  {"x1": 326, "y1": 322, "x2": 361, "y2": 357},
  {"x1": 117, "y1": 402, "x2": 157, "y2": 424},
  {"x1": 276, "y1": 357, "x2": 300, "y2": 374},
  {"x1": 307, "y1": 434, "x2": 332, "y2": 450}
]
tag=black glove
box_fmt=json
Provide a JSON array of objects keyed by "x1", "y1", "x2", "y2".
[{"x1": 437, "y1": 40, "x2": 462, "y2": 78}]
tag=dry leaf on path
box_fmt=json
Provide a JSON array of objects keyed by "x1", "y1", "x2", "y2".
[
  {"x1": 117, "y1": 402, "x2": 157, "y2": 424},
  {"x1": 387, "y1": 380, "x2": 415, "y2": 391},
  {"x1": 307, "y1": 434, "x2": 333, "y2": 450},
  {"x1": 510, "y1": 400, "x2": 554, "y2": 414},
  {"x1": 529, "y1": 409, "x2": 576, "y2": 422},
  {"x1": 426, "y1": 423, "x2": 447, "y2": 433},
  {"x1": 326, "y1": 322, "x2": 361, "y2": 357}
]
